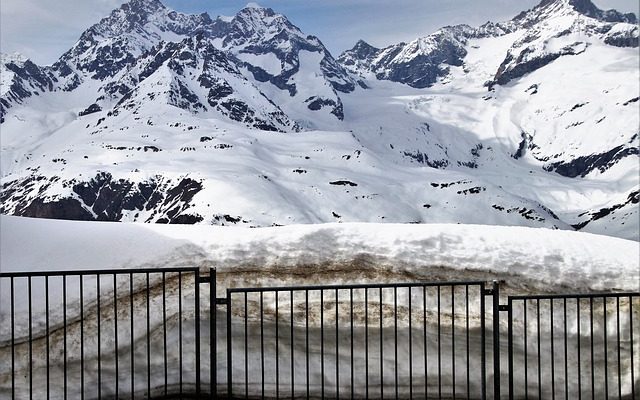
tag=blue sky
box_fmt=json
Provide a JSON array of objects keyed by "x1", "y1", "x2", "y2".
[{"x1": 1, "y1": 0, "x2": 637, "y2": 64}]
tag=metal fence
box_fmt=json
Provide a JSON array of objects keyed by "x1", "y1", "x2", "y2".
[
  {"x1": 0, "y1": 268, "x2": 212, "y2": 399},
  {"x1": 0, "y1": 268, "x2": 638, "y2": 399},
  {"x1": 506, "y1": 293, "x2": 638, "y2": 400},
  {"x1": 226, "y1": 281, "x2": 497, "y2": 399}
]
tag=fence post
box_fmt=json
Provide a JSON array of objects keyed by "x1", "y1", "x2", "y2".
[
  {"x1": 492, "y1": 280, "x2": 500, "y2": 400},
  {"x1": 227, "y1": 289, "x2": 233, "y2": 399},
  {"x1": 507, "y1": 298, "x2": 513, "y2": 400},
  {"x1": 210, "y1": 268, "x2": 216, "y2": 400}
]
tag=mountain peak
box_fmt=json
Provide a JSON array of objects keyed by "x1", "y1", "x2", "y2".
[
  {"x1": 237, "y1": 2, "x2": 277, "y2": 18},
  {"x1": 121, "y1": 0, "x2": 166, "y2": 14},
  {"x1": 244, "y1": 2, "x2": 265, "y2": 9},
  {"x1": 534, "y1": 0, "x2": 637, "y2": 23},
  {"x1": 347, "y1": 40, "x2": 380, "y2": 59}
]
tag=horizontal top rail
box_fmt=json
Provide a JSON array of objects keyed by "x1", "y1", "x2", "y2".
[
  {"x1": 508, "y1": 291, "x2": 640, "y2": 300},
  {"x1": 227, "y1": 280, "x2": 486, "y2": 293},
  {"x1": 0, "y1": 266, "x2": 201, "y2": 278}
]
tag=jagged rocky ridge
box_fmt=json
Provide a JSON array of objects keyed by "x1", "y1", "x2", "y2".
[
  {"x1": 0, "y1": 0, "x2": 638, "y2": 240},
  {"x1": 339, "y1": 0, "x2": 638, "y2": 88},
  {"x1": 0, "y1": 0, "x2": 352, "y2": 127}
]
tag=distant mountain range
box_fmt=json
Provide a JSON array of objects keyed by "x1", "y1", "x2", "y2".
[{"x1": 1, "y1": 0, "x2": 638, "y2": 240}]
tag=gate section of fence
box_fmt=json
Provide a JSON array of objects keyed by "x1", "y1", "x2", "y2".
[
  {"x1": 225, "y1": 280, "x2": 500, "y2": 399},
  {"x1": 0, "y1": 267, "x2": 209, "y2": 400},
  {"x1": 505, "y1": 292, "x2": 639, "y2": 400}
]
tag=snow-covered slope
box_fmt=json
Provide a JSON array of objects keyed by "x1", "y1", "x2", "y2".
[{"x1": 0, "y1": 0, "x2": 638, "y2": 240}]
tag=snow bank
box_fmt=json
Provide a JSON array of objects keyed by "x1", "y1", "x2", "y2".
[{"x1": 1, "y1": 215, "x2": 637, "y2": 293}]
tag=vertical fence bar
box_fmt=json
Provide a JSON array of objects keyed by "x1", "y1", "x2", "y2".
[
  {"x1": 261, "y1": 292, "x2": 265, "y2": 399},
  {"x1": 630, "y1": 296, "x2": 635, "y2": 400},
  {"x1": 11, "y1": 277, "x2": 15, "y2": 400},
  {"x1": 438, "y1": 285, "x2": 442, "y2": 399},
  {"x1": 379, "y1": 288, "x2": 383, "y2": 400},
  {"x1": 98, "y1": 276, "x2": 102, "y2": 400},
  {"x1": 577, "y1": 298, "x2": 581, "y2": 400},
  {"x1": 590, "y1": 297, "x2": 594, "y2": 400},
  {"x1": 536, "y1": 299, "x2": 541, "y2": 400},
  {"x1": 129, "y1": 273, "x2": 134, "y2": 400},
  {"x1": 146, "y1": 273, "x2": 151, "y2": 399},
  {"x1": 63, "y1": 276, "x2": 67, "y2": 400},
  {"x1": 492, "y1": 281, "x2": 500, "y2": 400},
  {"x1": 81, "y1": 276, "x2": 85, "y2": 400},
  {"x1": 211, "y1": 269, "x2": 216, "y2": 400},
  {"x1": 564, "y1": 299, "x2": 568, "y2": 400},
  {"x1": 227, "y1": 289, "x2": 232, "y2": 400},
  {"x1": 480, "y1": 283, "x2": 486, "y2": 400},
  {"x1": 452, "y1": 285, "x2": 456, "y2": 400},
  {"x1": 276, "y1": 291, "x2": 280, "y2": 399},
  {"x1": 291, "y1": 290, "x2": 295, "y2": 399},
  {"x1": 603, "y1": 297, "x2": 608, "y2": 400},
  {"x1": 305, "y1": 291, "x2": 309, "y2": 400},
  {"x1": 524, "y1": 300, "x2": 528, "y2": 400},
  {"x1": 114, "y1": 274, "x2": 119, "y2": 399},
  {"x1": 616, "y1": 297, "x2": 621, "y2": 400},
  {"x1": 45, "y1": 277, "x2": 50, "y2": 400},
  {"x1": 321, "y1": 290, "x2": 325, "y2": 400},
  {"x1": 551, "y1": 299, "x2": 555, "y2": 400},
  {"x1": 508, "y1": 298, "x2": 513, "y2": 400},
  {"x1": 245, "y1": 292, "x2": 248, "y2": 399},
  {"x1": 466, "y1": 285, "x2": 470, "y2": 400},
  {"x1": 178, "y1": 272, "x2": 183, "y2": 396},
  {"x1": 195, "y1": 270, "x2": 202, "y2": 398},
  {"x1": 28, "y1": 276, "x2": 33, "y2": 400},
  {"x1": 336, "y1": 289, "x2": 340, "y2": 400}
]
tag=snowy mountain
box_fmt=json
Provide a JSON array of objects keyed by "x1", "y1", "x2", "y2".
[
  {"x1": 0, "y1": 0, "x2": 638, "y2": 240},
  {"x1": 206, "y1": 3, "x2": 357, "y2": 126},
  {"x1": 339, "y1": 0, "x2": 638, "y2": 88}
]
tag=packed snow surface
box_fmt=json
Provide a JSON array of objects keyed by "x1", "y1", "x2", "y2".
[{"x1": 1, "y1": 215, "x2": 638, "y2": 292}]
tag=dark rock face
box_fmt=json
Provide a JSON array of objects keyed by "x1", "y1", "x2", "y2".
[
  {"x1": 1, "y1": 58, "x2": 56, "y2": 122},
  {"x1": 339, "y1": 26, "x2": 471, "y2": 89},
  {"x1": 0, "y1": 172, "x2": 205, "y2": 224},
  {"x1": 573, "y1": 190, "x2": 639, "y2": 230},
  {"x1": 79, "y1": 103, "x2": 103, "y2": 116},
  {"x1": 305, "y1": 96, "x2": 344, "y2": 120},
  {"x1": 403, "y1": 151, "x2": 449, "y2": 169},
  {"x1": 494, "y1": 42, "x2": 588, "y2": 85},
  {"x1": 341, "y1": 40, "x2": 380, "y2": 65},
  {"x1": 329, "y1": 180, "x2": 358, "y2": 187},
  {"x1": 544, "y1": 145, "x2": 639, "y2": 178}
]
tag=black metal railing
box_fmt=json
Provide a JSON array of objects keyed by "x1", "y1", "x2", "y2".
[
  {"x1": 0, "y1": 268, "x2": 213, "y2": 399},
  {"x1": 1, "y1": 268, "x2": 638, "y2": 399},
  {"x1": 226, "y1": 281, "x2": 497, "y2": 399},
  {"x1": 506, "y1": 293, "x2": 639, "y2": 400}
]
